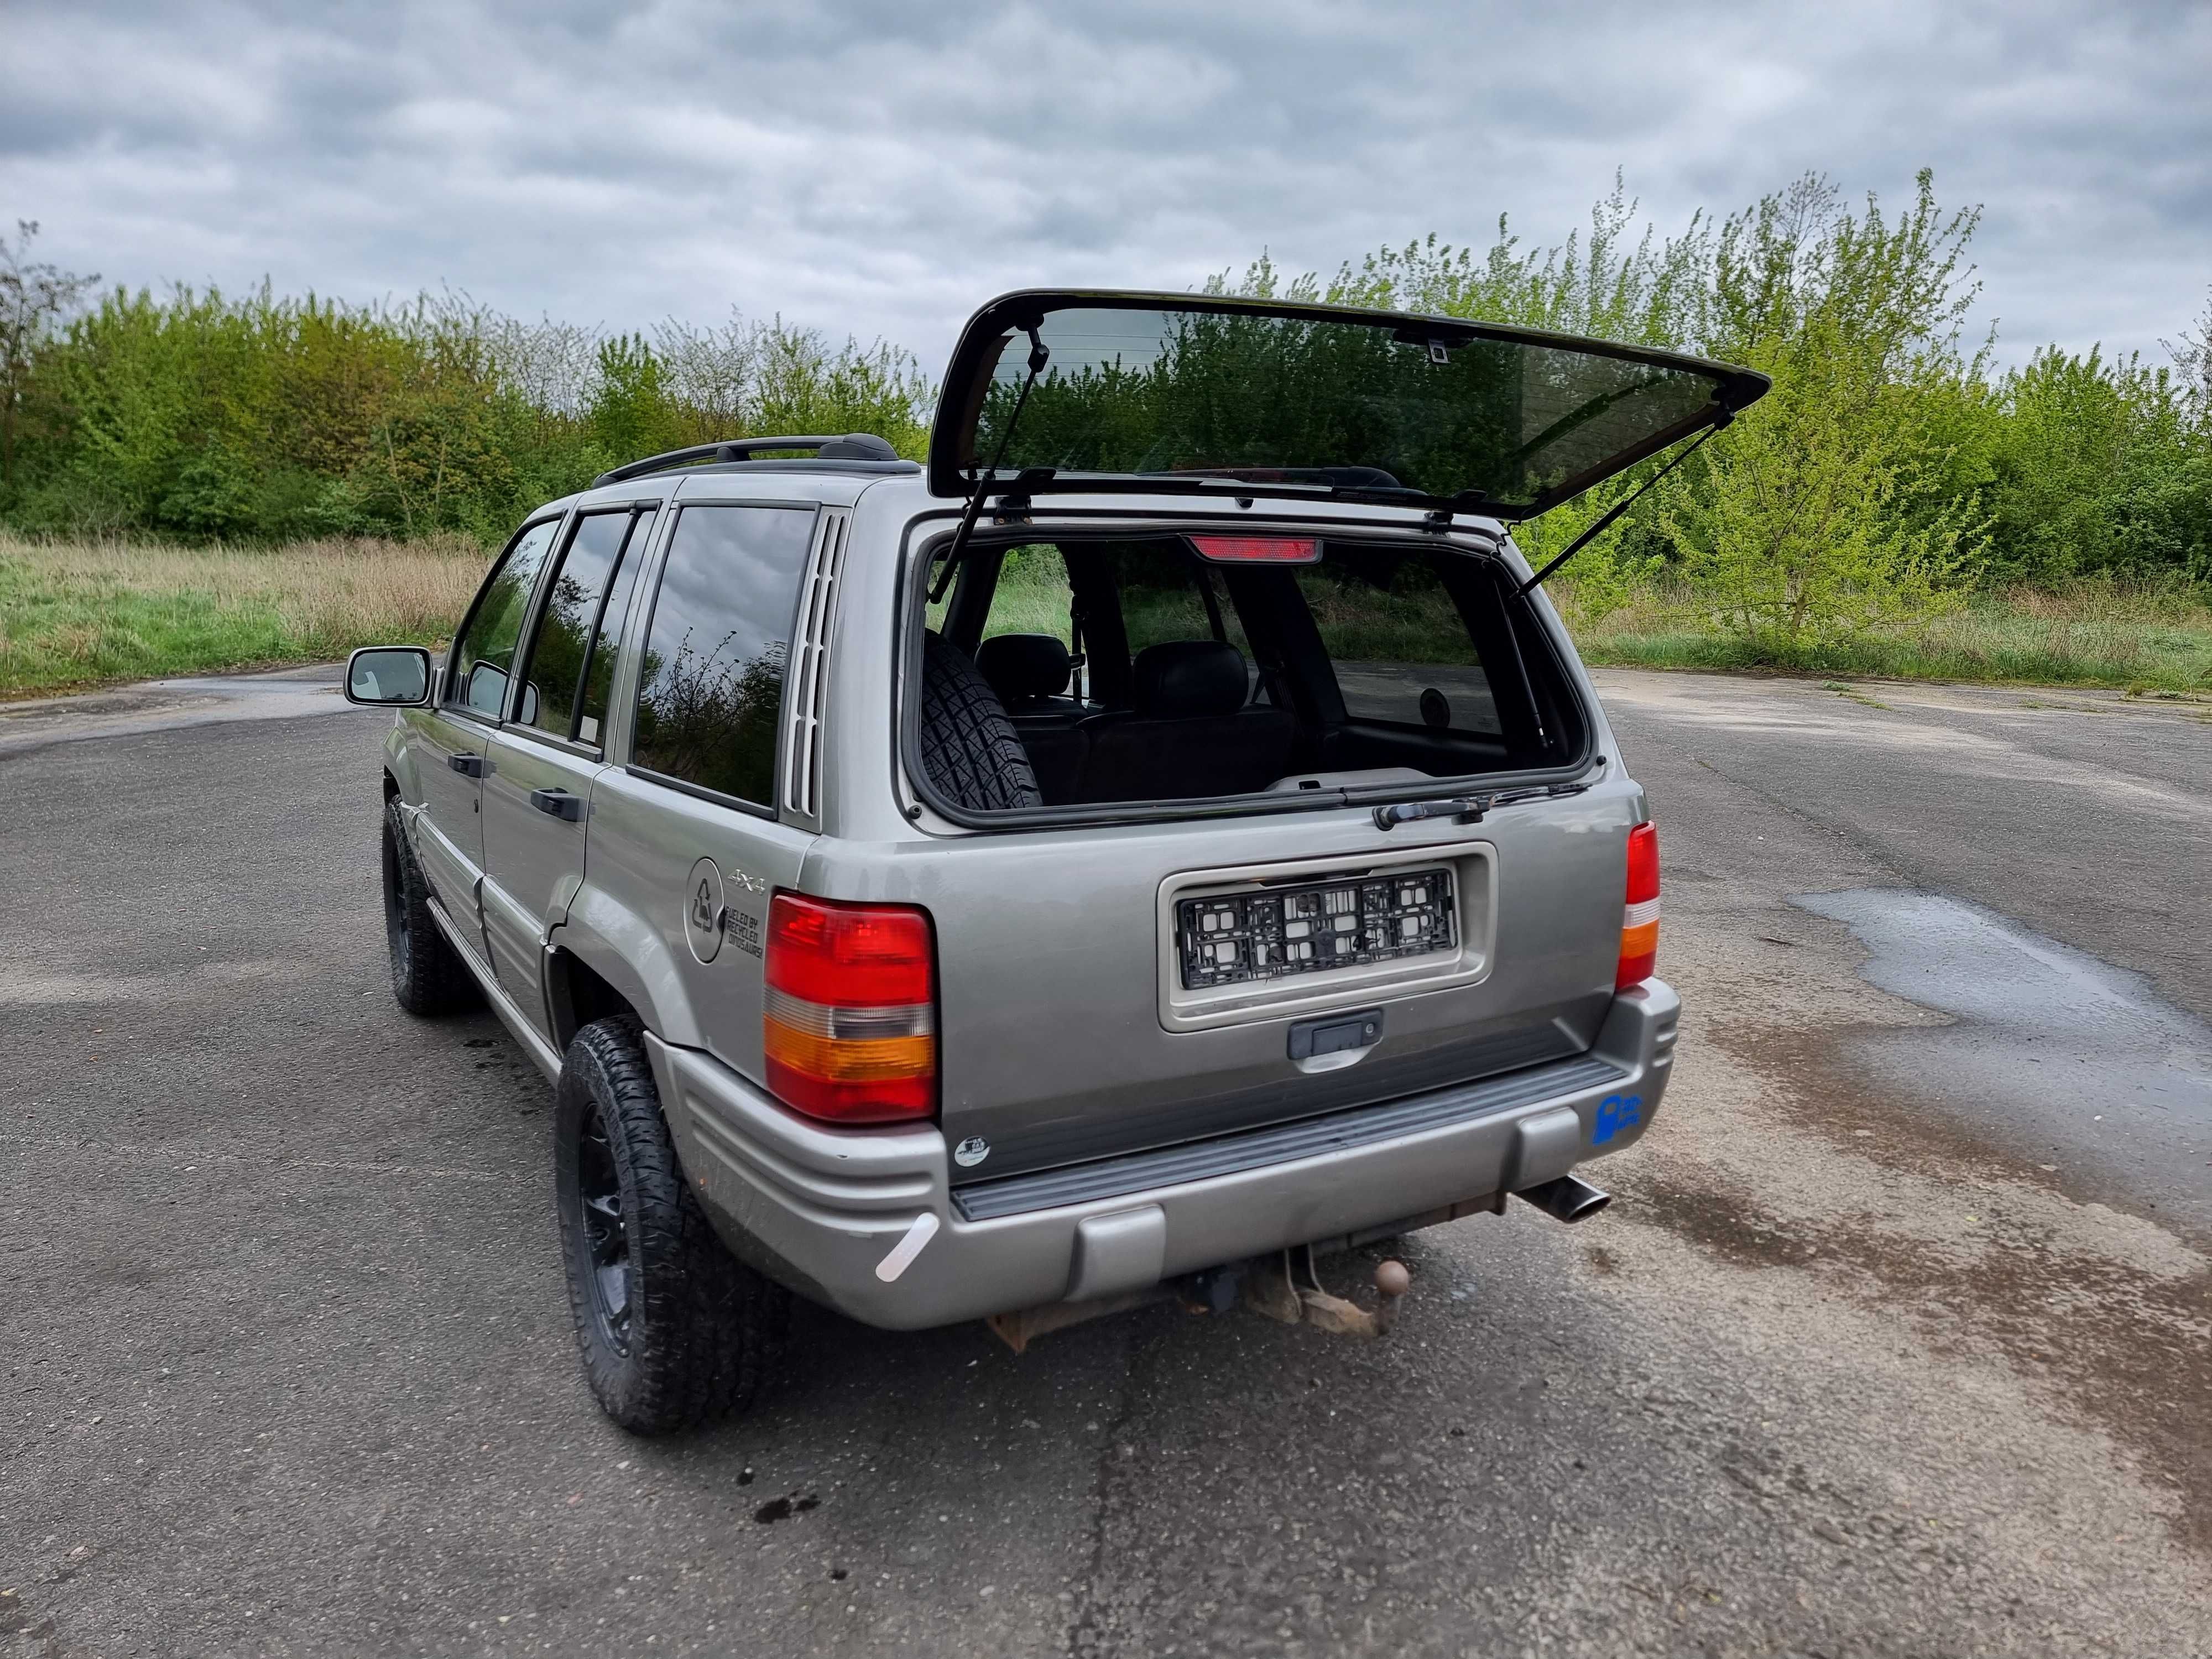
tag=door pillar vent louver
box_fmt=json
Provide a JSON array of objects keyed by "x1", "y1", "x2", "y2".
[{"x1": 782, "y1": 507, "x2": 850, "y2": 827}]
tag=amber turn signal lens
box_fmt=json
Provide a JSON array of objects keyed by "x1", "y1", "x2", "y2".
[
  {"x1": 764, "y1": 893, "x2": 937, "y2": 1123},
  {"x1": 1616, "y1": 822, "x2": 1660, "y2": 989}
]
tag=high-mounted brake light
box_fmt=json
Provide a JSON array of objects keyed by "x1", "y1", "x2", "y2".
[
  {"x1": 764, "y1": 894, "x2": 937, "y2": 1124},
  {"x1": 1188, "y1": 535, "x2": 1321, "y2": 565},
  {"x1": 1616, "y1": 822, "x2": 1660, "y2": 990}
]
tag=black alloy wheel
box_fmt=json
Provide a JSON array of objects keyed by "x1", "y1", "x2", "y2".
[
  {"x1": 382, "y1": 824, "x2": 410, "y2": 958},
  {"x1": 380, "y1": 795, "x2": 478, "y2": 1015},
  {"x1": 574, "y1": 1100, "x2": 632, "y2": 1356},
  {"x1": 552, "y1": 1017, "x2": 789, "y2": 1433}
]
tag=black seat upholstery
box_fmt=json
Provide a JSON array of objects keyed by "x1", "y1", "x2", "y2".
[
  {"x1": 975, "y1": 633, "x2": 1071, "y2": 710},
  {"x1": 1076, "y1": 640, "x2": 1295, "y2": 802},
  {"x1": 976, "y1": 633, "x2": 1087, "y2": 804}
]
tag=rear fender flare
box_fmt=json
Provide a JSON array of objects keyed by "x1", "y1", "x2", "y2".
[
  {"x1": 555, "y1": 883, "x2": 703, "y2": 1051},
  {"x1": 382, "y1": 723, "x2": 421, "y2": 805}
]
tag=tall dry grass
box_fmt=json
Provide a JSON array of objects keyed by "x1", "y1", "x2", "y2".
[
  {"x1": 6, "y1": 530, "x2": 2208, "y2": 700},
  {"x1": 1, "y1": 531, "x2": 491, "y2": 696},
  {"x1": 1552, "y1": 572, "x2": 2212, "y2": 691}
]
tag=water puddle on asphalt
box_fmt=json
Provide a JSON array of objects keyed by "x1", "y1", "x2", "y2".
[{"x1": 1793, "y1": 889, "x2": 2212, "y2": 1240}]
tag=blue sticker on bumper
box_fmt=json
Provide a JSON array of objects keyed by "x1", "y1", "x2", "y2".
[{"x1": 1593, "y1": 1093, "x2": 1643, "y2": 1144}]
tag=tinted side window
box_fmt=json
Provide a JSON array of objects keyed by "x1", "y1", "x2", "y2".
[
  {"x1": 1102, "y1": 543, "x2": 1256, "y2": 701},
  {"x1": 980, "y1": 547, "x2": 1072, "y2": 648},
  {"x1": 632, "y1": 505, "x2": 816, "y2": 805},
  {"x1": 576, "y1": 508, "x2": 654, "y2": 747},
  {"x1": 1301, "y1": 555, "x2": 1501, "y2": 735},
  {"x1": 515, "y1": 510, "x2": 634, "y2": 740},
  {"x1": 447, "y1": 518, "x2": 561, "y2": 718}
]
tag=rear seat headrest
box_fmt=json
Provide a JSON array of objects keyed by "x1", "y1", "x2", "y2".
[
  {"x1": 975, "y1": 633, "x2": 1071, "y2": 704},
  {"x1": 1131, "y1": 640, "x2": 1248, "y2": 718}
]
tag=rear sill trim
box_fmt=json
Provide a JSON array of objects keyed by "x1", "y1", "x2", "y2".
[{"x1": 951, "y1": 1051, "x2": 1626, "y2": 1222}]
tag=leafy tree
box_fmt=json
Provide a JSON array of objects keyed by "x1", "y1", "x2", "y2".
[
  {"x1": 1666, "y1": 172, "x2": 1989, "y2": 646},
  {"x1": 2164, "y1": 286, "x2": 2212, "y2": 416},
  {"x1": 587, "y1": 333, "x2": 685, "y2": 465},
  {"x1": 0, "y1": 222, "x2": 99, "y2": 494},
  {"x1": 4, "y1": 178, "x2": 2206, "y2": 610}
]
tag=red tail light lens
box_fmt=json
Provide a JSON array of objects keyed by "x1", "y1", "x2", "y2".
[
  {"x1": 1616, "y1": 822, "x2": 1660, "y2": 989},
  {"x1": 764, "y1": 894, "x2": 936, "y2": 1123},
  {"x1": 1188, "y1": 535, "x2": 1321, "y2": 564}
]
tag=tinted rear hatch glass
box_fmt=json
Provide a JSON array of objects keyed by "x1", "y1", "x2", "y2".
[{"x1": 931, "y1": 291, "x2": 1768, "y2": 518}]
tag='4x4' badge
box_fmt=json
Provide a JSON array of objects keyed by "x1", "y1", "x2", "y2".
[{"x1": 1593, "y1": 1093, "x2": 1642, "y2": 1145}]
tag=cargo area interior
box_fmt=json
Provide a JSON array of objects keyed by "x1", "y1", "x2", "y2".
[{"x1": 918, "y1": 533, "x2": 1585, "y2": 810}]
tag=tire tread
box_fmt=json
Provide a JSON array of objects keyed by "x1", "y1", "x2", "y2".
[
  {"x1": 919, "y1": 632, "x2": 1043, "y2": 811},
  {"x1": 383, "y1": 796, "x2": 481, "y2": 1016},
  {"x1": 556, "y1": 1018, "x2": 788, "y2": 1433}
]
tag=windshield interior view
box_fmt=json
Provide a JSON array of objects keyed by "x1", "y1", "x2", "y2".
[{"x1": 917, "y1": 533, "x2": 1585, "y2": 812}]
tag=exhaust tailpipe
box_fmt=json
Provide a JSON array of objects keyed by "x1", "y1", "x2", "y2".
[{"x1": 1514, "y1": 1175, "x2": 1611, "y2": 1224}]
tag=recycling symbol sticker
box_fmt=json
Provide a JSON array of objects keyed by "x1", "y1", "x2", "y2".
[{"x1": 685, "y1": 857, "x2": 726, "y2": 965}]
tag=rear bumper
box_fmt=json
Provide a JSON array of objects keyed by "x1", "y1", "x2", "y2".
[{"x1": 650, "y1": 979, "x2": 1678, "y2": 1331}]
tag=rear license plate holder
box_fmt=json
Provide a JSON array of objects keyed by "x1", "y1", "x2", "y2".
[{"x1": 1175, "y1": 865, "x2": 1455, "y2": 989}]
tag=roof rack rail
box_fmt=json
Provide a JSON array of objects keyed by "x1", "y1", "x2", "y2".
[{"x1": 591, "y1": 432, "x2": 900, "y2": 489}]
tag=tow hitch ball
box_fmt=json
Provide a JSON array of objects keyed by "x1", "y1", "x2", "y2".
[{"x1": 1211, "y1": 1243, "x2": 1411, "y2": 1339}]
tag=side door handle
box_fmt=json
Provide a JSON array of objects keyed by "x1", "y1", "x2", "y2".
[
  {"x1": 448, "y1": 753, "x2": 485, "y2": 778},
  {"x1": 530, "y1": 787, "x2": 584, "y2": 821}
]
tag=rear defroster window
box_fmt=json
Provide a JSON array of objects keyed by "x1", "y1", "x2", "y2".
[{"x1": 1176, "y1": 868, "x2": 1455, "y2": 988}]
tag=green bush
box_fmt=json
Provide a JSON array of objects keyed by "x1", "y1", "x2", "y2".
[
  {"x1": 1222, "y1": 172, "x2": 2212, "y2": 641},
  {"x1": 0, "y1": 233, "x2": 932, "y2": 545},
  {"x1": 3, "y1": 192, "x2": 2206, "y2": 623}
]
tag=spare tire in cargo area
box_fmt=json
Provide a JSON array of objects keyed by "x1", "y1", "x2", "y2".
[{"x1": 920, "y1": 632, "x2": 1044, "y2": 811}]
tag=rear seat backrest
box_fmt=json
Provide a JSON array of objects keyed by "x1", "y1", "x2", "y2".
[
  {"x1": 976, "y1": 633, "x2": 1087, "y2": 804},
  {"x1": 975, "y1": 633, "x2": 1071, "y2": 711},
  {"x1": 1076, "y1": 640, "x2": 1294, "y2": 802}
]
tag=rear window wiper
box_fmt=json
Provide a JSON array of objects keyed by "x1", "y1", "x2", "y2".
[{"x1": 1371, "y1": 779, "x2": 1593, "y2": 831}]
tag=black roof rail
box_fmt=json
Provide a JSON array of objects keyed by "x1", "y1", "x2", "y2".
[{"x1": 590, "y1": 433, "x2": 901, "y2": 489}]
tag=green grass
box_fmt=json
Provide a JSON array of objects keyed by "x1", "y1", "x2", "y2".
[
  {"x1": 10, "y1": 532, "x2": 2210, "y2": 701},
  {"x1": 0, "y1": 531, "x2": 489, "y2": 697},
  {"x1": 977, "y1": 550, "x2": 2212, "y2": 693},
  {"x1": 1551, "y1": 576, "x2": 2212, "y2": 692}
]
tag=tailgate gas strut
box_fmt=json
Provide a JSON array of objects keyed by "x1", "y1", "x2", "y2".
[
  {"x1": 936, "y1": 324, "x2": 1052, "y2": 599},
  {"x1": 1514, "y1": 416, "x2": 1726, "y2": 598}
]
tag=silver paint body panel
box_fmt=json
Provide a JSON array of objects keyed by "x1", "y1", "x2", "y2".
[{"x1": 374, "y1": 468, "x2": 1678, "y2": 1329}]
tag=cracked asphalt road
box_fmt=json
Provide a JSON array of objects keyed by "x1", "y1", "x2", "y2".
[{"x1": 4, "y1": 666, "x2": 2209, "y2": 1656}]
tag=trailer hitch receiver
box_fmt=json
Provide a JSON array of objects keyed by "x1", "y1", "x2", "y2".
[{"x1": 1242, "y1": 1244, "x2": 1410, "y2": 1338}]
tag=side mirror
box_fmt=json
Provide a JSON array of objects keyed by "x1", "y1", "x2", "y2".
[{"x1": 345, "y1": 646, "x2": 434, "y2": 707}]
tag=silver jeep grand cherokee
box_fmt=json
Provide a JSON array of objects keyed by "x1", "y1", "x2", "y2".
[{"x1": 344, "y1": 290, "x2": 1767, "y2": 1432}]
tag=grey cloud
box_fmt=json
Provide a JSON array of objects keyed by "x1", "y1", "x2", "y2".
[{"x1": 2, "y1": 0, "x2": 2206, "y2": 374}]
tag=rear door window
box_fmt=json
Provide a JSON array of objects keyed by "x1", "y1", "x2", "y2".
[
  {"x1": 979, "y1": 547, "x2": 1074, "y2": 650},
  {"x1": 576, "y1": 509, "x2": 654, "y2": 747},
  {"x1": 513, "y1": 508, "x2": 654, "y2": 744},
  {"x1": 447, "y1": 517, "x2": 561, "y2": 719},
  {"x1": 1303, "y1": 556, "x2": 1501, "y2": 736},
  {"x1": 631, "y1": 504, "x2": 817, "y2": 805},
  {"x1": 1108, "y1": 542, "x2": 1251, "y2": 662}
]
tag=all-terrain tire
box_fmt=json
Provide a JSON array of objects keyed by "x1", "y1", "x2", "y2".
[
  {"x1": 382, "y1": 795, "x2": 481, "y2": 1016},
  {"x1": 554, "y1": 1018, "x2": 789, "y2": 1434},
  {"x1": 920, "y1": 632, "x2": 1044, "y2": 811}
]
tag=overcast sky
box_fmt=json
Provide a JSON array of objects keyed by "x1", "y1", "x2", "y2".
[{"x1": 4, "y1": 0, "x2": 2207, "y2": 376}]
